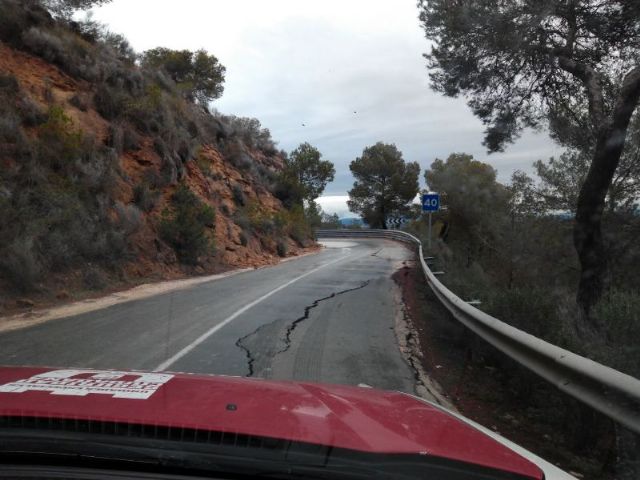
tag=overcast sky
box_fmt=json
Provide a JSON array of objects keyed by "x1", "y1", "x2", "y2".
[{"x1": 91, "y1": 0, "x2": 561, "y2": 217}]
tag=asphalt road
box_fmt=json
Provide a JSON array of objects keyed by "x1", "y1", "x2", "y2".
[{"x1": 0, "y1": 239, "x2": 418, "y2": 393}]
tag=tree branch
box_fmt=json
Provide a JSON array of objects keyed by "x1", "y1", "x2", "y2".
[
  {"x1": 611, "y1": 67, "x2": 640, "y2": 131},
  {"x1": 556, "y1": 56, "x2": 606, "y2": 127}
]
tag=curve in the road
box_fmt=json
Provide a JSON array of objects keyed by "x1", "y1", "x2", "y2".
[{"x1": 154, "y1": 251, "x2": 351, "y2": 371}]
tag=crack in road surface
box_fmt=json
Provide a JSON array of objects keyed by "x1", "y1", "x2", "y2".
[
  {"x1": 277, "y1": 280, "x2": 371, "y2": 355},
  {"x1": 234, "y1": 334, "x2": 258, "y2": 377},
  {"x1": 236, "y1": 280, "x2": 371, "y2": 377}
]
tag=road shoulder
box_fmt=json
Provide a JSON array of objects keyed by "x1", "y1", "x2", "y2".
[{"x1": 0, "y1": 249, "x2": 322, "y2": 334}]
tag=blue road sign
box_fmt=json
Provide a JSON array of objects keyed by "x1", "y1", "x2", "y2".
[{"x1": 422, "y1": 193, "x2": 440, "y2": 212}]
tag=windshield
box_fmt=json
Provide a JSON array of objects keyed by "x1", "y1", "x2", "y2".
[{"x1": 0, "y1": 1, "x2": 638, "y2": 479}]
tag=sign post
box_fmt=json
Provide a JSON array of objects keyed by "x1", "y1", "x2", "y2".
[{"x1": 421, "y1": 193, "x2": 440, "y2": 249}]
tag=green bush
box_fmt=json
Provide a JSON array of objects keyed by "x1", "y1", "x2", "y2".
[
  {"x1": 37, "y1": 106, "x2": 86, "y2": 171},
  {"x1": 22, "y1": 27, "x2": 102, "y2": 82},
  {"x1": 0, "y1": 76, "x2": 130, "y2": 293},
  {"x1": 219, "y1": 114, "x2": 276, "y2": 153},
  {"x1": 195, "y1": 150, "x2": 212, "y2": 177},
  {"x1": 239, "y1": 230, "x2": 249, "y2": 247},
  {"x1": 233, "y1": 212, "x2": 251, "y2": 231},
  {"x1": 83, "y1": 266, "x2": 107, "y2": 290},
  {"x1": 18, "y1": 95, "x2": 47, "y2": 127},
  {"x1": 483, "y1": 287, "x2": 570, "y2": 344},
  {"x1": 125, "y1": 84, "x2": 165, "y2": 132},
  {"x1": 159, "y1": 184, "x2": 215, "y2": 265},
  {"x1": 121, "y1": 125, "x2": 141, "y2": 151},
  {"x1": 594, "y1": 290, "x2": 640, "y2": 344},
  {"x1": 232, "y1": 184, "x2": 245, "y2": 206},
  {"x1": 592, "y1": 290, "x2": 640, "y2": 376},
  {"x1": 133, "y1": 182, "x2": 158, "y2": 212},
  {"x1": 94, "y1": 82, "x2": 130, "y2": 120},
  {"x1": 238, "y1": 202, "x2": 276, "y2": 234},
  {"x1": 0, "y1": 1, "x2": 53, "y2": 49},
  {"x1": 114, "y1": 203, "x2": 143, "y2": 236},
  {"x1": 106, "y1": 123, "x2": 124, "y2": 153},
  {"x1": 69, "y1": 93, "x2": 90, "y2": 111},
  {"x1": 0, "y1": 238, "x2": 42, "y2": 293},
  {"x1": 276, "y1": 239, "x2": 288, "y2": 257},
  {"x1": 288, "y1": 204, "x2": 313, "y2": 246}
]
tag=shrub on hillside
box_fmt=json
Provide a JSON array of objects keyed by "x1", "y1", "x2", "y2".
[
  {"x1": 288, "y1": 205, "x2": 313, "y2": 247},
  {"x1": 232, "y1": 184, "x2": 246, "y2": 206},
  {"x1": 72, "y1": 17, "x2": 136, "y2": 65},
  {"x1": 276, "y1": 239, "x2": 288, "y2": 257},
  {"x1": 592, "y1": 290, "x2": 640, "y2": 376},
  {"x1": 69, "y1": 92, "x2": 90, "y2": 111},
  {"x1": 0, "y1": 1, "x2": 53, "y2": 48},
  {"x1": 483, "y1": 287, "x2": 572, "y2": 345},
  {"x1": 106, "y1": 123, "x2": 124, "y2": 153},
  {"x1": 83, "y1": 266, "x2": 107, "y2": 290},
  {"x1": 255, "y1": 163, "x2": 277, "y2": 186},
  {"x1": 140, "y1": 47, "x2": 225, "y2": 105},
  {"x1": 21, "y1": 26, "x2": 108, "y2": 82},
  {"x1": 0, "y1": 78, "x2": 131, "y2": 292},
  {"x1": 94, "y1": 82, "x2": 129, "y2": 120},
  {"x1": 114, "y1": 202, "x2": 143, "y2": 236},
  {"x1": 195, "y1": 149, "x2": 212, "y2": 177},
  {"x1": 18, "y1": 12, "x2": 139, "y2": 85},
  {"x1": 224, "y1": 139, "x2": 254, "y2": 171},
  {"x1": 159, "y1": 184, "x2": 215, "y2": 265},
  {"x1": 239, "y1": 230, "x2": 249, "y2": 247},
  {"x1": 133, "y1": 182, "x2": 159, "y2": 212},
  {"x1": 125, "y1": 84, "x2": 166, "y2": 132},
  {"x1": 220, "y1": 115, "x2": 276, "y2": 154},
  {"x1": 37, "y1": 105, "x2": 85, "y2": 170},
  {"x1": 0, "y1": 238, "x2": 42, "y2": 293}
]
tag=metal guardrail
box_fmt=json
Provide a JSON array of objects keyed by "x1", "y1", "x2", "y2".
[{"x1": 317, "y1": 229, "x2": 640, "y2": 434}]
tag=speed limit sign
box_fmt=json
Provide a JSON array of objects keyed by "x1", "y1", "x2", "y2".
[{"x1": 422, "y1": 194, "x2": 440, "y2": 212}]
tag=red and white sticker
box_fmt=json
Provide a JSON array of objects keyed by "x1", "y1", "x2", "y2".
[{"x1": 0, "y1": 369, "x2": 173, "y2": 399}]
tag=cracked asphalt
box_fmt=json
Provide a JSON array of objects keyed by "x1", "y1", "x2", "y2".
[{"x1": 0, "y1": 239, "x2": 417, "y2": 393}]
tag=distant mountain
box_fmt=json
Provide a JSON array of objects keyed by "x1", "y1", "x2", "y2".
[{"x1": 339, "y1": 217, "x2": 364, "y2": 227}]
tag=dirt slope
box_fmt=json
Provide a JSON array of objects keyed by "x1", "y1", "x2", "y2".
[{"x1": 0, "y1": 39, "x2": 316, "y2": 313}]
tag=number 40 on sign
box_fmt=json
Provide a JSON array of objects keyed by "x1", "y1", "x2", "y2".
[
  {"x1": 421, "y1": 193, "x2": 439, "y2": 249},
  {"x1": 422, "y1": 193, "x2": 440, "y2": 212}
]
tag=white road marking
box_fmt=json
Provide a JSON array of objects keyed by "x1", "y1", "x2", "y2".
[{"x1": 154, "y1": 251, "x2": 351, "y2": 371}]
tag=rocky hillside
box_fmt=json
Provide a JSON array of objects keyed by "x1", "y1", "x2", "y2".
[{"x1": 0, "y1": 2, "x2": 316, "y2": 312}]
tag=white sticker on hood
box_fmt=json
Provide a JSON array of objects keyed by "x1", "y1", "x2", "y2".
[{"x1": 0, "y1": 369, "x2": 173, "y2": 399}]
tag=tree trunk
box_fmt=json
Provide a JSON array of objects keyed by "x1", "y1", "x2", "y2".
[
  {"x1": 574, "y1": 128, "x2": 627, "y2": 331},
  {"x1": 560, "y1": 65, "x2": 640, "y2": 332}
]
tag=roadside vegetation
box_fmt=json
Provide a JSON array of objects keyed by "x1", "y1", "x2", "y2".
[
  {"x1": 402, "y1": 149, "x2": 640, "y2": 478},
  {"x1": 159, "y1": 184, "x2": 216, "y2": 265},
  {"x1": 406, "y1": 151, "x2": 640, "y2": 373},
  {"x1": 0, "y1": 0, "x2": 333, "y2": 303},
  {"x1": 400, "y1": 2, "x2": 640, "y2": 477}
]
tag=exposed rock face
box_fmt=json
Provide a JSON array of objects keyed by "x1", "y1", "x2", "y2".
[{"x1": 0, "y1": 34, "x2": 316, "y2": 307}]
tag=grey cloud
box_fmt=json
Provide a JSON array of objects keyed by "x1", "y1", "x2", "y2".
[{"x1": 93, "y1": 1, "x2": 560, "y2": 196}]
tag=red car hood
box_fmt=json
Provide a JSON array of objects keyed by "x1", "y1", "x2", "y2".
[{"x1": 0, "y1": 366, "x2": 542, "y2": 479}]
